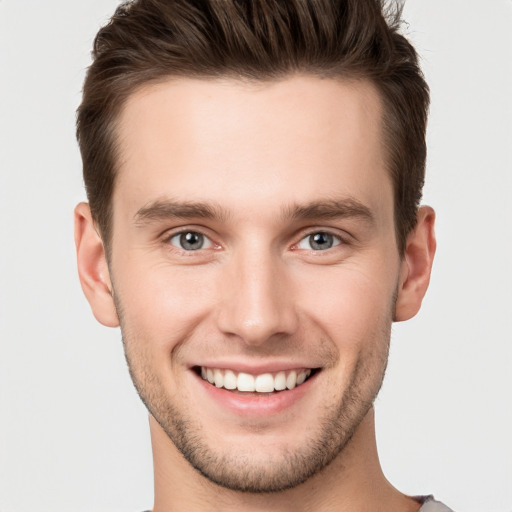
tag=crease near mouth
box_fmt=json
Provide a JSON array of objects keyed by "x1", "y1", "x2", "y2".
[{"x1": 194, "y1": 366, "x2": 319, "y2": 393}]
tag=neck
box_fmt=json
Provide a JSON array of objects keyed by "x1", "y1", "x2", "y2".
[{"x1": 149, "y1": 408, "x2": 421, "y2": 512}]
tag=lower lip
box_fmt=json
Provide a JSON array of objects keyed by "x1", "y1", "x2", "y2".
[{"x1": 194, "y1": 371, "x2": 317, "y2": 416}]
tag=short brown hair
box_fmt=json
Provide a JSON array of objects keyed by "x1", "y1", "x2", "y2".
[{"x1": 77, "y1": 0, "x2": 429, "y2": 254}]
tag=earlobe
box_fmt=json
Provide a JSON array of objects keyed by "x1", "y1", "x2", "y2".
[
  {"x1": 394, "y1": 206, "x2": 436, "y2": 322},
  {"x1": 74, "y1": 202, "x2": 120, "y2": 328}
]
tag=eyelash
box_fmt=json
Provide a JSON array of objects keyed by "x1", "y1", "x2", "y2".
[
  {"x1": 294, "y1": 231, "x2": 344, "y2": 251},
  {"x1": 163, "y1": 228, "x2": 347, "y2": 253},
  {"x1": 165, "y1": 229, "x2": 216, "y2": 253}
]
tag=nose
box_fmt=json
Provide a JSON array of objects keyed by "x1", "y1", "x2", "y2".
[{"x1": 216, "y1": 247, "x2": 299, "y2": 346}]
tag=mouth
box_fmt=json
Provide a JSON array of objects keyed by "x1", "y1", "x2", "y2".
[{"x1": 194, "y1": 366, "x2": 318, "y2": 394}]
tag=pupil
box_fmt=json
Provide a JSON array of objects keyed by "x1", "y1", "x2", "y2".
[
  {"x1": 310, "y1": 232, "x2": 333, "y2": 250},
  {"x1": 180, "y1": 232, "x2": 203, "y2": 250}
]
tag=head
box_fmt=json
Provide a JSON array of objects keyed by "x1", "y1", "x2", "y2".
[{"x1": 75, "y1": 0, "x2": 435, "y2": 496}]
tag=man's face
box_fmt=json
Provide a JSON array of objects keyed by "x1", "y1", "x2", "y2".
[{"x1": 108, "y1": 76, "x2": 402, "y2": 492}]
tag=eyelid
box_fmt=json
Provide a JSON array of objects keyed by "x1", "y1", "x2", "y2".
[
  {"x1": 162, "y1": 226, "x2": 219, "y2": 251},
  {"x1": 168, "y1": 232, "x2": 213, "y2": 250},
  {"x1": 292, "y1": 227, "x2": 350, "y2": 251},
  {"x1": 159, "y1": 225, "x2": 350, "y2": 252},
  {"x1": 296, "y1": 232, "x2": 341, "y2": 250}
]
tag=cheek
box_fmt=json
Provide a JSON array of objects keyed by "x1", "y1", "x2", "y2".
[
  {"x1": 112, "y1": 259, "x2": 219, "y2": 349},
  {"x1": 293, "y1": 259, "x2": 397, "y2": 347}
]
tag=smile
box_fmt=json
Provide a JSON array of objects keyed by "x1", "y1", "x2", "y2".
[{"x1": 199, "y1": 367, "x2": 313, "y2": 393}]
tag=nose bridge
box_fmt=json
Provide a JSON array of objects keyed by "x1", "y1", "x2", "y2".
[{"x1": 217, "y1": 241, "x2": 298, "y2": 345}]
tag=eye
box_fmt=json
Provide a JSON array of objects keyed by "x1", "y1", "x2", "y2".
[
  {"x1": 168, "y1": 231, "x2": 213, "y2": 251},
  {"x1": 296, "y1": 232, "x2": 341, "y2": 251}
]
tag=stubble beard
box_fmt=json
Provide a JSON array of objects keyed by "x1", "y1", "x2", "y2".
[
  {"x1": 119, "y1": 328, "x2": 391, "y2": 494},
  {"x1": 111, "y1": 270, "x2": 395, "y2": 494}
]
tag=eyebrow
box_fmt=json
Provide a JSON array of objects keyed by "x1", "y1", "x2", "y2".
[
  {"x1": 134, "y1": 197, "x2": 374, "y2": 226},
  {"x1": 134, "y1": 199, "x2": 230, "y2": 225},
  {"x1": 283, "y1": 198, "x2": 375, "y2": 225}
]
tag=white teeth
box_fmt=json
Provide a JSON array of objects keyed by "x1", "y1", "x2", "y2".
[
  {"x1": 223, "y1": 369, "x2": 237, "y2": 390},
  {"x1": 274, "y1": 371, "x2": 287, "y2": 391},
  {"x1": 200, "y1": 367, "x2": 313, "y2": 392},
  {"x1": 286, "y1": 370, "x2": 297, "y2": 390},
  {"x1": 214, "y1": 369, "x2": 224, "y2": 388},
  {"x1": 237, "y1": 372, "x2": 255, "y2": 392},
  {"x1": 255, "y1": 373, "x2": 274, "y2": 393},
  {"x1": 296, "y1": 371, "x2": 307, "y2": 386}
]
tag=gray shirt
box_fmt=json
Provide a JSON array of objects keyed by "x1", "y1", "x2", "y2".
[{"x1": 417, "y1": 495, "x2": 454, "y2": 511}]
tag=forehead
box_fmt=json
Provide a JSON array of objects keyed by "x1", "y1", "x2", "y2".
[{"x1": 114, "y1": 75, "x2": 391, "y2": 222}]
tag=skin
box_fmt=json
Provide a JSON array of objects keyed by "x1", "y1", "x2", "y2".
[{"x1": 75, "y1": 76, "x2": 436, "y2": 512}]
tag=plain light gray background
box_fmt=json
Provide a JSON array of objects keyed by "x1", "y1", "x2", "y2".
[{"x1": 1, "y1": 1, "x2": 511, "y2": 511}]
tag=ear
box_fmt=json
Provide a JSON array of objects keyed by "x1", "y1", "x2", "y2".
[
  {"x1": 74, "y1": 202, "x2": 119, "y2": 327},
  {"x1": 394, "y1": 206, "x2": 436, "y2": 322}
]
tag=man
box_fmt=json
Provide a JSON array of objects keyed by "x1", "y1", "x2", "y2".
[{"x1": 74, "y1": 0, "x2": 449, "y2": 510}]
